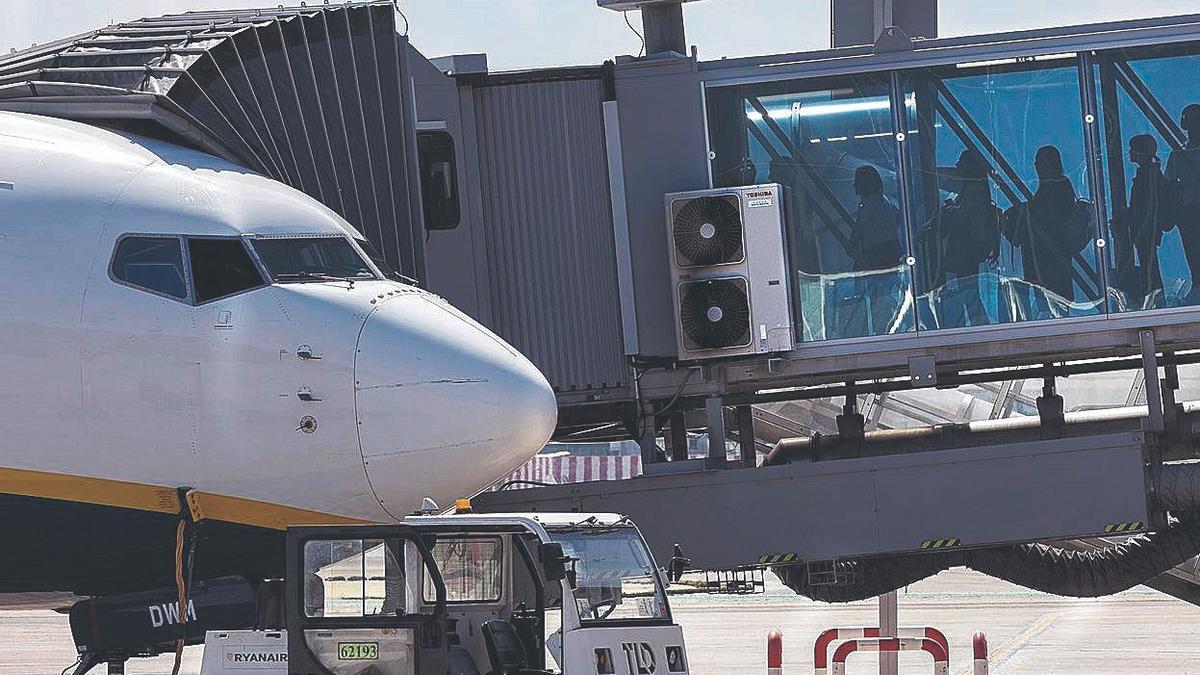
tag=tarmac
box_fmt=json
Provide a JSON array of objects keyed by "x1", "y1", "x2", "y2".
[{"x1": 1, "y1": 569, "x2": 1197, "y2": 674}]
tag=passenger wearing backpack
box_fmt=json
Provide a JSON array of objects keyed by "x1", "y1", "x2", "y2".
[
  {"x1": 1166, "y1": 104, "x2": 1200, "y2": 302},
  {"x1": 1003, "y1": 146, "x2": 1092, "y2": 316},
  {"x1": 920, "y1": 149, "x2": 1000, "y2": 327}
]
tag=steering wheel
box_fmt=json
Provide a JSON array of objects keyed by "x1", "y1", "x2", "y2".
[{"x1": 583, "y1": 598, "x2": 619, "y2": 620}]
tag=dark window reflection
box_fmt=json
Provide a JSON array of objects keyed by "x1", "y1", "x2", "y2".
[
  {"x1": 904, "y1": 61, "x2": 1103, "y2": 328},
  {"x1": 1097, "y1": 45, "x2": 1200, "y2": 311},
  {"x1": 707, "y1": 74, "x2": 913, "y2": 342}
]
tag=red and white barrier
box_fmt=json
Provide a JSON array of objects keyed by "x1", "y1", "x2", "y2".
[
  {"x1": 767, "y1": 629, "x2": 783, "y2": 675},
  {"x1": 973, "y1": 632, "x2": 989, "y2": 675},
  {"x1": 501, "y1": 451, "x2": 641, "y2": 488},
  {"x1": 813, "y1": 627, "x2": 948, "y2": 675},
  {"x1": 830, "y1": 637, "x2": 948, "y2": 675}
]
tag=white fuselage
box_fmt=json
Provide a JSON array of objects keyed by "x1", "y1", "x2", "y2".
[{"x1": 0, "y1": 111, "x2": 557, "y2": 524}]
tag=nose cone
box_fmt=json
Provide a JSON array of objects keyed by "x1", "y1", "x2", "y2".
[{"x1": 355, "y1": 291, "x2": 557, "y2": 517}]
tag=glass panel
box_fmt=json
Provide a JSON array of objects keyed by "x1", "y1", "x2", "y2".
[
  {"x1": 187, "y1": 238, "x2": 264, "y2": 303},
  {"x1": 110, "y1": 236, "x2": 188, "y2": 300},
  {"x1": 422, "y1": 537, "x2": 503, "y2": 604},
  {"x1": 303, "y1": 539, "x2": 404, "y2": 618},
  {"x1": 252, "y1": 236, "x2": 377, "y2": 282},
  {"x1": 1095, "y1": 44, "x2": 1200, "y2": 312},
  {"x1": 417, "y1": 130, "x2": 461, "y2": 231},
  {"x1": 707, "y1": 74, "x2": 914, "y2": 342},
  {"x1": 903, "y1": 59, "x2": 1104, "y2": 329},
  {"x1": 356, "y1": 238, "x2": 409, "y2": 283},
  {"x1": 547, "y1": 527, "x2": 668, "y2": 624}
]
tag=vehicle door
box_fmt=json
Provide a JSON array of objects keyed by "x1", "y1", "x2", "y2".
[{"x1": 286, "y1": 525, "x2": 448, "y2": 675}]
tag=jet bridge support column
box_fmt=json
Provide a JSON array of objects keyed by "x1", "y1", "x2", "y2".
[
  {"x1": 639, "y1": 401, "x2": 661, "y2": 467},
  {"x1": 706, "y1": 396, "x2": 727, "y2": 466},
  {"x1": 642, "y1": 3, "x2": 687, "y2": 55},
  {"x1": 736, "y1": 405, "x2": 757, "y2": 466},
  {"x1": 668, "y1": 411, "x2": 689, "y2": 461}
]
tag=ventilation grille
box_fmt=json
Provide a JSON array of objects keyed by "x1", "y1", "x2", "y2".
[
  {"x1": 679, "y1": 277, "x2": 752, "y2": 351},
  {"x1": 671, "y1": 194, "x2": 744, "y2": 267}
]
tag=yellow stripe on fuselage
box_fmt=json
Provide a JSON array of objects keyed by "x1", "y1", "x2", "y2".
[{"x1": 0, "y1": 466, "x2": 372, "y2": 530}]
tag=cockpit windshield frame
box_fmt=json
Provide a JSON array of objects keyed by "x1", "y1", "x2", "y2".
[{"x1": 247, "y1": 234, "x2": 383, "y2": 285}]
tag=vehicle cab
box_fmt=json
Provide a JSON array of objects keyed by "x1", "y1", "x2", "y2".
[{"x1": 280, "y1": 512, "x2": 688, "y2": 675}]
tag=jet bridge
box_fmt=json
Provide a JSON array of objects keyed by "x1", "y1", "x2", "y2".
[{"x1": 479, "y1": 339, "x2": 1200, "y2": 604}]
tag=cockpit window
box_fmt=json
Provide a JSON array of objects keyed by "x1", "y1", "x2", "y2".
[
  {"x1": 251, "y1": 237, "x2": 378, "y2": 283},
  {"x1": 355, "y1": 238, "x2": 408, "y2": 283},
  {"x1": 187, "y1": 237, "x2": 266, "y2": 303},
  {"x1": 111, "y1": 236, "x2": 188, "y2": 300}
]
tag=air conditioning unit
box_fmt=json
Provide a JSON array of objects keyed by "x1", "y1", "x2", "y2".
[{"x1": 666, "y1": 184, "x2": 794, "y2": 361}]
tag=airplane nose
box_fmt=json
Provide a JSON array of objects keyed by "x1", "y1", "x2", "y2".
[{"x1": 354, "y1": 290, "x2": 557, "y2": 517}]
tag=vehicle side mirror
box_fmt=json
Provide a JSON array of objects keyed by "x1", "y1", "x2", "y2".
[{"x1": 540, "y1": 542, "x2": 568, "y2": 583}]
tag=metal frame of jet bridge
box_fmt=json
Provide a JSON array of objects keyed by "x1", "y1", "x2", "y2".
[
  {"x1": 474, "y1": 9, "x2": 1200, "y2": 604},
  {"x1": 475, "y1": 334, "x2": 1200, "y2": 581},
  {"x1": 610, "y1": 11, "x2": 1200, "y2": 460}
]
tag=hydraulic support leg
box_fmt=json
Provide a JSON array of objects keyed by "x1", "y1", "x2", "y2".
[
  {"x1": 837, "y1": 388, "x2": 866, "y2": 456},
  {"x1": 1142, "y1": 330, "x2": 1165, "y2": 433},
  {"x1": 1036, "y1": 372, "x2": 1064, "y2": 437},
  {"x1": 1142, "y1": 331, "x2": 1168, "y2": 529}
]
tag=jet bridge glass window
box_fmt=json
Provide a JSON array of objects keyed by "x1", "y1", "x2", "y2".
[
  {"x1": 901, "y1": 58, "x2": 1104, "y2": 330},
  {"x1": 186, "y1": 237, "x2": 265, "y2": 303},
  {"x1": 252, "y1": 236, "x2": 378, "y2": 282},
  {"x1": 417, "y1": 130, "x2": 461, "y2": 231},
  {"x1": 110, "y1": 236, "x2": 188, "y2": 300},
  {"x1": 422, "y1": 537, "x2": 503, "y2": 604},
  {"x1": 303, "y1": 539, "x2": 405, "y2": 618},
  {"x1": 707, "y1": 74, "x2": 915, "y2": 342},
  {"x1": 1093, "y1": 43, "x2": 1200, "y2": 314}
]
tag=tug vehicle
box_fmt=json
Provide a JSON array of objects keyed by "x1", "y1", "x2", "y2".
[{"x1": 73, "y1": 511, "x2": 688, "y2": 675}]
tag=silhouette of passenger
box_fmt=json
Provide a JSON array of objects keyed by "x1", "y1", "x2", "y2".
[
  {"x1": 1114, "y1": 134, "x2": 1168, "y2": 307},
  {"x1": 1004, "y1": 146, "x2": 1089, "y2": 306},
  {"x1": 1166, "y1": 104, "x2": 1200, "y2": 301},
  {"x1": 923, "y1": 149, "x2": 999, "y2": 326},
  {"x1": 850, "y1": 165, "x2": 904, "y2": 270},
  {"x1": 848, "y1": 165, "x2": 905, "y2": 335}
]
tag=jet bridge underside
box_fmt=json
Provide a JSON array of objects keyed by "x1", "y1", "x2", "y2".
[{"x1": 475, "y1": 430, "x2": 1153, "y2": 571}]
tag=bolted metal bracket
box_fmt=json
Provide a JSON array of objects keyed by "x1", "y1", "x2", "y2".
[{"x1": 908, "y1": 355, "x2": 937, "y2": 388}]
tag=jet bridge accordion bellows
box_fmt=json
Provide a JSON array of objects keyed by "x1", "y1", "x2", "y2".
[{"x1": 666, "y1": 184, "x2": 795, "y2": 361}]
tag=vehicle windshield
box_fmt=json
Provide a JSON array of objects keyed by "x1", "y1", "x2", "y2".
[
  {"x1": 547, "y1": 524, "x2": 670, "y2": 624},
  {"x1": 251, "y1": 236, "x2": 377, "y2": 282}
]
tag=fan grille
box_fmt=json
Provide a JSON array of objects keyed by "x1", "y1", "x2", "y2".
[
  {"x1": 672, "y1": 195, "x2": 744, "y2": 267},
  {"x1": 679, "y1": 277, "x2": 752, "y2": 351}
]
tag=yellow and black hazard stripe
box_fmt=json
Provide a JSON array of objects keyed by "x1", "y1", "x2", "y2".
[
  {"x1": 920, "y1": 538, "x2": 961, "y2": 550},
  {"x1": 1103, "y1": 521, "x2": 1144, "y2": 534},
  {"x1": 0, "y1": 466, "x2": 371, "y2": 530},
  {"x1": 757, "y1": 552, "x2": 800, "y2": 565}
]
